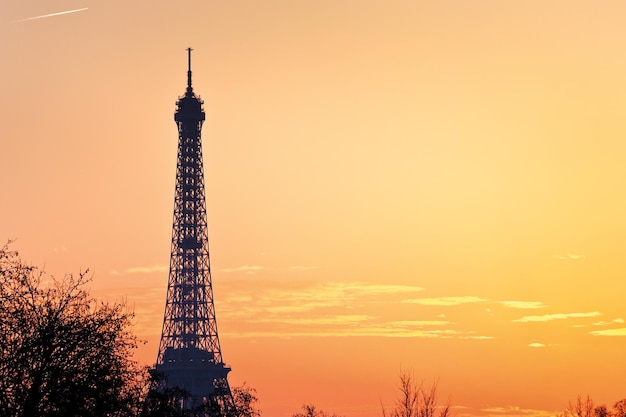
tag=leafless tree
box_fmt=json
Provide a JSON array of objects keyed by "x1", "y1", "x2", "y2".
[
  {"x1": 292, "y1": 404, "x2": 343, "y2": 417},
  {"x1": 613, "y1": 400, "x2": 626, "y2": 417},
  {"x1": 0, "y1": 244, "x2": 143, "y2": 417},
  {"x1": 556, "y1": 395, "x2": 626, "y2": 417},
  {"x1": 571, "y1": 395, "x2": 595, "y2": 417},
  {"x1": 231, "y1": 383, "x2": 261, "y2": 417},
  {"x1": 381, "y1": 371, "x2": 450, "y2": 417}
]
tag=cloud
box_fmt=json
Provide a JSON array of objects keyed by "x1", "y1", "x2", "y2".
[
  {"x1": 403, "y1": 296, "x2": 486, "y2": 306},
  {"x1": 224, "y1": 295, "x2": 253, "y2": 303},
  {"x1": 553, "y1": 253, "x2": 585, "y2": 260},
  {"x1": 93, "y1": 284, "x2": 167, "y2": 339},
  {"x1": 335, "y1": 283, "x2": 425, "y2": 295},
  {"x1": 592, "y1": 318, "x2": 625, "y2": 326},
  {"x1": 500, "y1": 301, "x2": 547, "y2": 309},
  {"x1": 16, "y1": 7, "x2": 88, "y2": 22},
  {"x1": 225, "y1": 326, "x2": 492, "y2": 339},
  {"x1": 481, "y1": 406, "x2": 555, "y2": 416},
  {"x1": 220, "y1": 265, "x2": 263, "y2": 274},
  {"x1": 257, "y1": 315, "x2": 372, "y2": 326},
  {"x1": 263, "y1": 302, "x2": 337, "y2": 314},
  {"x1": 388, "y1": 320, "x2": 451, "y2": 327},
  {"x1": 528, "y1": 343, "x2": 545, "y2": 348},
  {"x1": 220, "y1": 281, "x2": 426, "y2": 318},
  {"x1": 217, "y1": 281, "x2": 492, "y2": 339},
  {"x1": 126, "y1": 265, "x2": 169, "y2": 274},
  {"x1": 589, "y1": 328, "x2": 626, "y2": 336},
  {"x1": 513, "y1": 312, "x2": 601, "y2": 323},
  {"x1": 111, "y1": 264, "x2": 169, "y2": 275},
  {"x1": 288, "y1": 266, "x2": 319, "y2": 271}
]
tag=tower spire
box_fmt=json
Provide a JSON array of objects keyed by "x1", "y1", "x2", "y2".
[{"x1": 187, "y1": 47, "x2": 193, "y2": 93}]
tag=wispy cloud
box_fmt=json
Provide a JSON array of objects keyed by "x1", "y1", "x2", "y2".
[
  {"x1": 93, "y1": 284, "x2": 166, "y2": 339},
  {"x1": 226, "y1": 326, "x2": 492, "y2": 339},
  {"x1": 481, "y1": 405, "x2": 555, "y2": 416},
  {"x1": 513, "y1": 312, "x2": 601, "y2": 323},
  {"x1": 222, "y1": 281, "x2": 425, "y2": 316},
  {"x1": 257, "y1": 315, "x2": 372, "y2": 326},
  {"x1": 217, "y1": 281, "x2": 492, "y2": 339},
  {"x1": 126, "y1": 265, "x2": 169, "y2": 274},
  {"x1": 592, "y1": 318, "x2": 624, "y2": 326},
  {"x1": 263, "y1": 302, "x2": 338, "y2": 314},
  {"x1": 288, "y1": 265, "x2": 319, "y2": 271},
  {"x1": 111, "y1": 264, "x2": 169, "y2": 275},
  {"x1": 528, "y1": 342, "x2": 546, "y2": 348},
  {"x1": 553, "y1": 253, "x2": 585, "y2": 260},
  {"x1": 220, "y1": 265, "x2": 263, "y2": 274},
  {"x1": 500, "y1": 301, "x2": 547, "y2": 309},
  {"x1": 388, "y1": 320, "x2": 451, "y2": 327},
  {"x1": 16, "y1": 7, "x2": 88, "y2": 22},
  {"x1": 403, "y1": 296, "x2": 486, "y2": 306},
  {"x1": 589, "y1": 328, "x2": 626, "y2": 336},
  {"x1": 325, "y1": 282, "x2": 424, "y2": 295}
]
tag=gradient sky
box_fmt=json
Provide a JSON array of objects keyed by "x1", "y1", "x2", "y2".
[{"x1": 2, "y1": 1, "x2": 626, "y2": 416}]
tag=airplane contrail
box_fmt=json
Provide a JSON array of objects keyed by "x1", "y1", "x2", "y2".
[{"x1": 16, "y1": 7, "x2": 88, "y2": 22}]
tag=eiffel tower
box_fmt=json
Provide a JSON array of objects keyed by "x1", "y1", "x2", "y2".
[{"x1": 155, "y1": 48, "x2": 236, "y2": 415}]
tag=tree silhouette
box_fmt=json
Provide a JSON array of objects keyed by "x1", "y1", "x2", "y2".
[
  {"x1": 557, "y1": 395, "x2": 626, "y2": 417},
  {"x1": 231, "y1": 383, "x2": 261, "y2": 417},
  {"x1": 614, "y1": 400, "x2": 626, "y2": 417},
  {"x1": 0, "y1": 244, "x2": 142, "y2": 417},
  {"x1": 381, "y1": 371, "x2": 450, "y2": 417},
  {"x1": 0, "y1": 244, "x2": 264, "y2": 417},
  {"x1": 562, "y1": 395, "x2": 595, "y2": 417},
  {"x1": 292, "y1": 404, "x2": 342, "y2": 417},
  {"x1": 140, "y1": 370, "x2": 259, "y2": 417}
]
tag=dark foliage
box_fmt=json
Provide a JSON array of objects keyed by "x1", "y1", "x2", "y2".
[
  {"x1": 231, "y1": 383, "x2": 261, "y2": 417},
  {"x1": 140, "y1": 371, "x2": 259, "y2": 417},
  {"x1": 0, "y1": 244, "x2": 143, "y2": 417}
]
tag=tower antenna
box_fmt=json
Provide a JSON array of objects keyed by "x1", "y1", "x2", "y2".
[{"x1": 187, "y1": 47, "x2": 193, "y2": 91}]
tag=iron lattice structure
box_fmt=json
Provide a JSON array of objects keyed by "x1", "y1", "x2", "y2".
[{"x1": 156, "y1": 48, "x2": 236, "y2": 415}]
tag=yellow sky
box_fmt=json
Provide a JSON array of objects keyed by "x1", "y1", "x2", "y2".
[{"x1": 2, "y1": 1, "x2": 626, "y2": 416}]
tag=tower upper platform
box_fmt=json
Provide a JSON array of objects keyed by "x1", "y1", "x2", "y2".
[{"x1": 175, "y1": 48, "x2": 205, "y2": 123}]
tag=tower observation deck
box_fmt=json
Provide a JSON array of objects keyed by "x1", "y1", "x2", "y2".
[{"x1": 156, "y1": 48, "x2": 236, "y2": 415}]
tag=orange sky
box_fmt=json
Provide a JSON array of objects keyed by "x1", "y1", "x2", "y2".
[{"x1": 2, "y1": 1, "x2": 626, "y2": 416}]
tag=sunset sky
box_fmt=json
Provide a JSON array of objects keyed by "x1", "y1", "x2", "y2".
[{"x1": 2, "y1": 1, "x2": 626, "y2": 416}]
